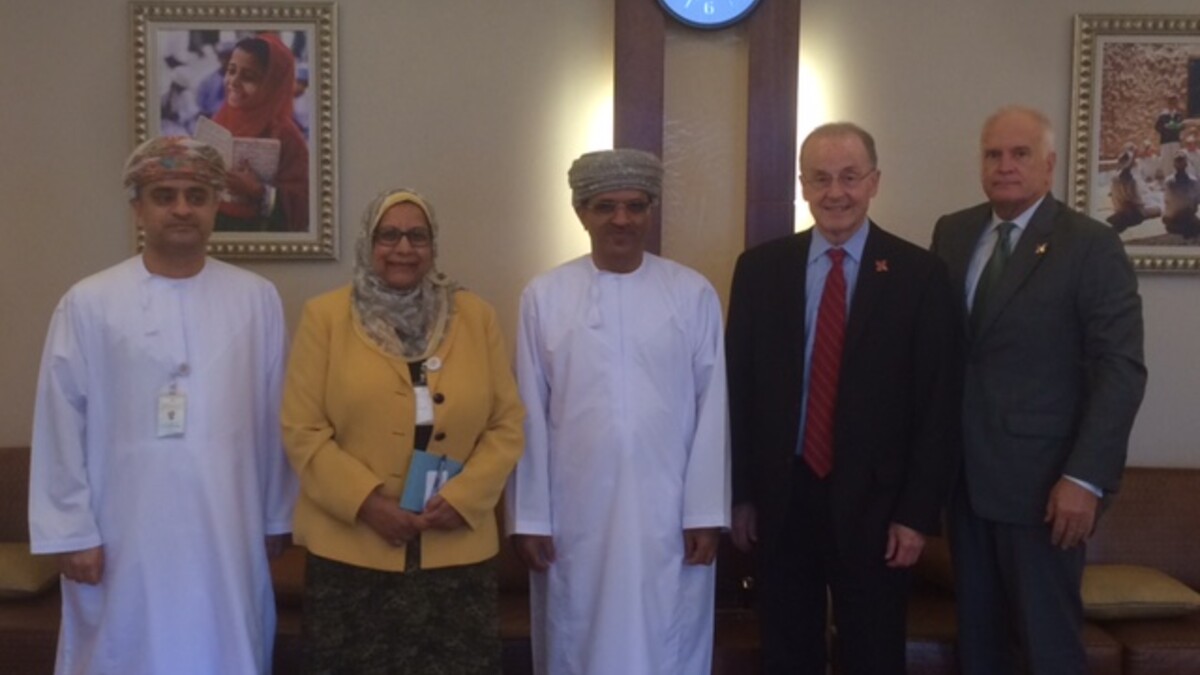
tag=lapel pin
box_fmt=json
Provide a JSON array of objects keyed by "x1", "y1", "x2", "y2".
[
  {"x1": 875, "y1": 259, "x2": 889, "y2": 272},
  {"x1": 425, "y1": 356, "x2": 442, "y2": 373},
  {"x1": 1036, "y1": 243, "x2": 1048, "y2": 255}
]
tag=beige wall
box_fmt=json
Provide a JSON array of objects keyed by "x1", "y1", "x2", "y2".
[
  {"x1": 0, "y1": 0, "x2": 610, "y2": 444},
  {"x1": 2, "y1": 0, "x2": 1196, "y2": 468}
]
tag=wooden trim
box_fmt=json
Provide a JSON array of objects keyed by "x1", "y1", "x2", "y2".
[
  {"x1": 614, "y1": 0, "x2": 666, "y2": 253},
  {"x1": 614, "y1": 0, "x2": 801, "y2": 251},
  {"x1": 745, "y1": 0, "x2": 801, "y2": 247}
]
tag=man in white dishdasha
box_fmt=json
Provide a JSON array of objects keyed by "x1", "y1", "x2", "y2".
[
  {"x1": 506, "y1": 148, "x2": 730, "y2": 675},
  {"x1": 29, "y1": 136, "x2": 297, "y2": 675}
]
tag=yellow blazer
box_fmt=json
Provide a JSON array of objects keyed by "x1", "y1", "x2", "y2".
[{"x1": 282, "y1": 286, "x2": 524, "y2": 571}]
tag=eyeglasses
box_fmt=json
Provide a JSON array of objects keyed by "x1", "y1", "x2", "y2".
[
  {"x1": 374, "y1": 227, "x2": 432, "y2": 248},
  {"x1": 586, "y1": 199, "x2": 652, "y2": 216},
  {"x1": 801, "y1": 169, "x2": 876, "y2": 192}
]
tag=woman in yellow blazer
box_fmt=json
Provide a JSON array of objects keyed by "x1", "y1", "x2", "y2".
[{"x1": 282, "y1": 187, "x2": 524, "y2": 674}]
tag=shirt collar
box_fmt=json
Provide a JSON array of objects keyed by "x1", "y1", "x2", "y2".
[
  {"x1": 808, "y1": 219, "x2": 869, "y2": 266},
  {"x1": 989, "y1": 195, "x2": 1047, "y2": 235}
]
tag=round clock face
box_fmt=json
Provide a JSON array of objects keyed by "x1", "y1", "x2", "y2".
[{"x1": 658, "y1": 0, "x2": 762, "y2": 29}]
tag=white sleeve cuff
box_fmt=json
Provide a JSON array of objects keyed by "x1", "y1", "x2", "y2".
[{"x1": 1063, "y1": 474, "x2": 1103, "y2": 497}]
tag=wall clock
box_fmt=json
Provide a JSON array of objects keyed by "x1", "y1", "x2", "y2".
[{"x1": 658, "y1": 0, "x2": 762, "y2": 30}]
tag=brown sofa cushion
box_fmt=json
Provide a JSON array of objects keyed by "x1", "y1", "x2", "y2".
[
  {"x1": 1083, "y1": 564, "x2": 1200, "y2": 620},
  {"x1": 0, "y1": 544, "x2": 59, "y2": 599},
  {"x1": 1088, "y1": 468, "x2": 1200, "y2": 591}
]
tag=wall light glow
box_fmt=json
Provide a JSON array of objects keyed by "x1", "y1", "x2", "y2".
[
  {"x1": 589, "y1": 93, "x2": 614, "y2": 152},
  {"x1": 541, "y1": 76, "x2": 615, "y2": 268},
  {"x1": 794, "y1": 60, "x2": 830, "y2": 231},
  {"x1": 557, "y1": 91, "x2": 613, "y2": 257}
]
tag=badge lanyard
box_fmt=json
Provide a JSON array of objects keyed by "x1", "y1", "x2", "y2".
[{"x1": 154, "y1": 283, "x2": 191, "y2": 438}]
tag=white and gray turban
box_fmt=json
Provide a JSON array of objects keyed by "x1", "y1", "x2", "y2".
[{"x1": 568, "y1": 148, "x2": 663, "y2": 207}]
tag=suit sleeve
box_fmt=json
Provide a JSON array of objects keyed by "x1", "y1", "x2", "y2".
[
  {"x1": 434, "y1": 303, "x2": 525, "y2": 532},
  {"x1": 1063, "y1": 227, "x2": 1147, "y2": 493},
  {"x1": 893, "y1": 259, "x2": 963, "y2": 535},
  {"x1": 281, "y1": 300, "x2": 383, "y2": 525},
  {"x1": 725, "y1": 252, "x2": 757, "y2": 507}
]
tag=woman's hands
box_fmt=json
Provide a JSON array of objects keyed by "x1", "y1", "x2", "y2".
[
  {"x1": 357, "y1": 487, "x2": 468, "y2": 546},
  {"x1": 422, "y1": 494, "x2": 467, "y2": 530},
  {"x1": 358, "y1": 487, "x2": 427, "y2": 546}
]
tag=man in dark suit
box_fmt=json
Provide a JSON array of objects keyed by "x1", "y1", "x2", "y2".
[
  {"x1": 727, "y1": 122, "x2": 961, "y2": 674},
  {"x1": 931, "y1": 106, "x2": 1147, "y2": 675}
]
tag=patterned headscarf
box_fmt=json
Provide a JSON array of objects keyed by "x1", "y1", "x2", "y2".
[
  {"x1": 568, "y1": 148, "x2": 663, "y2": 207},
  {"x1": 122, "y1": 136, "x2": 226, "y2": 193},
  {"x1": 352, "y1": 188, "x2": 460, "y2": 361}
]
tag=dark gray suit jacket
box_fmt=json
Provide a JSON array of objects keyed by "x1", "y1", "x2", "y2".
[{"x1": 931, "y1": 196, "x2": 1147, "y2": 525}]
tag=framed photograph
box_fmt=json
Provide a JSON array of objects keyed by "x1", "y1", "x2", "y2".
[
  {"x1": 131, "y1": 2, "x2": 337, "y2": 259},
  {"x1": 1069, "y1": 14, "x2": 1200, "y2": 272}
]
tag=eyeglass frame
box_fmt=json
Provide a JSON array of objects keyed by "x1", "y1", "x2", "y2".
[
  {"x1": 799, "y1": 168, "x2": 878, "y2": 192},
  {"x1": 373, "y1": 226, "x2": 433, "y2": 248},
  {"x1": 583, "y1": 198, "x2": 654, "y2": 217}
]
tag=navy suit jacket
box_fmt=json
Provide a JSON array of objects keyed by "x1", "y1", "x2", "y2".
[
  {"x1": 931, "y1": 196, "x2": 1147, "y2": 524},
  {"x1": 727, "y1": 222, "x2": 961, "y2": 560}
]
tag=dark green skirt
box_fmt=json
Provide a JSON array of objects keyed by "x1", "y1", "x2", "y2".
[{"x1": 302, "y1": 551, "x2": 501, "y2": 675}]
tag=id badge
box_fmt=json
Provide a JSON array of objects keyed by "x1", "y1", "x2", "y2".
[
  {"x1": 157, "y1": 392, "x2": 187, "y2": 437},
  {"x1": 414, "y1": 385, "x2": 435, "y2": 425}
]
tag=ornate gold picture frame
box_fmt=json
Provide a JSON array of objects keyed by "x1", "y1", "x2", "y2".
[
  {"x1": 1070, "y1": 14, "x2": 1200, "y2": 273},
  {"x1": 131, "y1": 2, "x2": 337, "y2": 259}
]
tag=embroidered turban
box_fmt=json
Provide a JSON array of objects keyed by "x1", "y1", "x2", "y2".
[
  {"x1": 122, "y1": 136, "x2": 227, "y2": 193},
  {"x1": 568, "y1": 148, "x2": 663, "y2": 207}
]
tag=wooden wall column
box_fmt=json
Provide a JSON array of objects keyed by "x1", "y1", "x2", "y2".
[
  {"x1": 614, "y1": 0, "x2": 801, "y2": 254},
  {"x1": 746, "y1": 0, "x2": 800, "y2": 247},
  {"x1": 614, "y1": 0, "x2": 666, "y2": 254}
]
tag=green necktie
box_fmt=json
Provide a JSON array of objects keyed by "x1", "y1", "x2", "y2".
[{"x1": 971, "y1": 221, "x2": 1016, "y2": 333}]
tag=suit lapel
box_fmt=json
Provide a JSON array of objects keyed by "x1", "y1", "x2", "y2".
[
  {"x1": 843, "y1": 222, "x2": 885, "y2": 357},
  {"x1": 975, "y1": 197, "x2": 1057, "y2": 337},
  {"x1": 947, "y1": 205, "x2": 992, "y2": 307},
  {"x1": 787, "y1": 232, "x2": 811, "y2": 374}
]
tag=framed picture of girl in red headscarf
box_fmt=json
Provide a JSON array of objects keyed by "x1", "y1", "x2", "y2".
[{"x1": 131, "y1": 3, "x2": 337, "y2": 259}]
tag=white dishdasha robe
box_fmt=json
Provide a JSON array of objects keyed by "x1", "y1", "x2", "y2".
[
  {"x1": 30, "y1": 256, "x2": 297, "y2": 675},
  {"x1": 506, "y1": 253, "x2": 730, "y2": 675}
]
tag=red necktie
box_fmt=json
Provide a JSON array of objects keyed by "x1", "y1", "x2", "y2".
[{"x1": 803, "y1": 248, "x2": 846, "y2": 478}]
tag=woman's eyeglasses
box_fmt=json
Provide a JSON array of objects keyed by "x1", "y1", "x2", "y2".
[{"x1": 374, "y1": 227, "x2": 432, "y2": 248}]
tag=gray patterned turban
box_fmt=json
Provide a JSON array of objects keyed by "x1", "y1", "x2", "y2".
[{"x1": 568, "y1": 148, "x2": 663, "y2": 207}]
